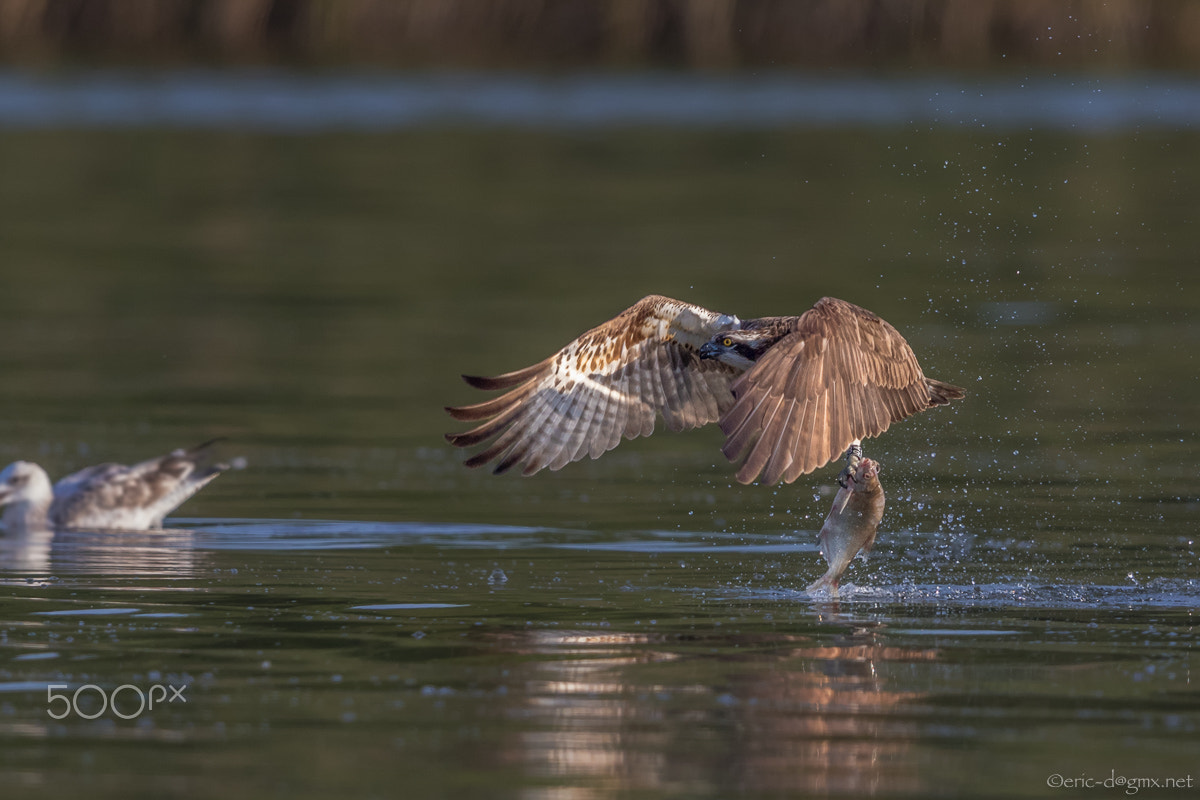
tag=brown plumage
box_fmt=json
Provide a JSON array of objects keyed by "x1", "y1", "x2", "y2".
[{"x1": 446, "y1": 295, "x2": 964, "y2": 484}]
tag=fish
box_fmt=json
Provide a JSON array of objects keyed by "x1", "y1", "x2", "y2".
[{"x1": 806, "y1": 457, "x2": 885, "y2": 595}]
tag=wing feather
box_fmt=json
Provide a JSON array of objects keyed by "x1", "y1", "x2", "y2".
[
  {"x1": 734, "y1": 395, "x2": 784, "y2": 484},
  {"x1": 540, "y1": 369, "x2": 587, "y2": 470},
  {"x1": 520, "y1": 385, "x2": 582, "y2": 473},
  {"x1": 721, "y1": 297, "x2": 965, "y2": 484},
  {"x1": 807, "y1": 389, "x2": 831, "y2": 476},
  {"x1": 624, "y1": 359, "x2": 654, "y2": 440},
  {"x1": 527, "y1": 390, "x2": 577, "y2": 473},
  {"x1": 563, "y1": 372, "x2": 605, "y2": 467},
  {"x1": 493, "y1": 392, "x2": 561, "y2": 474},
  {"x1": 465, "y1": 392, "x2": 555, "y2": 471},
  {"x1": 462, "y1": 359, "x2": 555, "y2": 391},
  {"x1": 695, "y1": 370, "x2": 720, "y2": 422},
  {"x1": 446, "y1": 295, "x2": 742, "y2": 476},
  {"x1": 721, "y1": 387, "x2": 773, "y2": 464},
  {"x1": 758, "y1": 399, "x2": 796, "y2": 486},
  {"x1": 600, "y1": 365, "x2": 631, "y2": 458},
  {"x1": 443, "y1": 399, "x2": 526, "y2": 448},
  {"x1": 654, "y1": 344, "x2": 685, "y2": 430}
]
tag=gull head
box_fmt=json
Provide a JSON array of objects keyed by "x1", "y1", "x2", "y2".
[{"x1": 0, "y1": 461, "x2": 54, "y2": 511}]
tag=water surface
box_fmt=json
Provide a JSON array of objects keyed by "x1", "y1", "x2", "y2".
[
  {"x1": 0, "y1": 71, "x2": 1196, "y2": 798},
  {"x1": 2, "y1": 71, "x2": 1200, "y2": 131}
]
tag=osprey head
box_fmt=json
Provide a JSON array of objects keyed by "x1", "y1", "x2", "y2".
[{"x1": 698, "y1": 329, "x2": 773, "y2": 370}]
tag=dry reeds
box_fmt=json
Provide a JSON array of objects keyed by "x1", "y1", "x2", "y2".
[{"x1": 1, "y1": 0, "x2": 1198, "y2": 68}]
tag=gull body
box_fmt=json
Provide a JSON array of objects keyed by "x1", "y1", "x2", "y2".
[{"x1": 0, "y1": 441, "x2": 235, "y2": 534}]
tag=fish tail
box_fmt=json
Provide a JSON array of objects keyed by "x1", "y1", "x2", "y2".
[{"x1": 805, "y1": 571, "x2": 840, "y2": 596}]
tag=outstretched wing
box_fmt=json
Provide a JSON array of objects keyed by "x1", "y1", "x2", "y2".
[
  {"x1": 49, "y1": 440, "x2": 232, "y2": 529},
  {"x1": 721, "y1": 297, "x2": 965, "y2": 485},
  {"x1": 446, "y1": 295, "x2": 742, "y2": 475}
]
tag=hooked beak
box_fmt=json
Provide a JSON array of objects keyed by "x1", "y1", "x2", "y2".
[{"x1": 698, "y1": 342, "x2": 720, "y2": 360}]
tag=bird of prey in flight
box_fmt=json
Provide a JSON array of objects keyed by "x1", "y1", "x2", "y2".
[{"x1": 446, "y1": 295, "x2": 964, "y2": 485}]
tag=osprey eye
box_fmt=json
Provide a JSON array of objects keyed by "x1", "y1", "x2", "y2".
[{"x1": 721, "y1": 337, "x2": 733, "y2": 347}]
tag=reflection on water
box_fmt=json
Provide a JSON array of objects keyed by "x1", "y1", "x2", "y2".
[
  {"x1": 0, "y1": 518, "x2": 1193, "y2": 798},
  {"x1": 0, "y1": 529, "x2": 52, "y2": 573},
  {"x1": 484, "y1": 627, "x2": 939, "y2": 796},
  {"x1": 53, "y1": 529, "x2": 198, "y2": 576},
  {"x1": 0, "y1": 528, "x2": 199, "y2": 576},
  {"x1": 721, "y1": 645, "x2": 933, "y2": 797}
]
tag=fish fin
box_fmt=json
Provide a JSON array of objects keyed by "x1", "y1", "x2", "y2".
[{"x1": 805, "y1": 571, "x2": 840, "y2": 596}]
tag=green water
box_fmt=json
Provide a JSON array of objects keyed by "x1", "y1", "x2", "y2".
[{"x1": 0, "y1": 122, "x2": 1196, "y2": 798}]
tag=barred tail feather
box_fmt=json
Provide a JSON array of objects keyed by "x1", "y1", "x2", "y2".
[{"x1": 461, "y1": 358, "x2": 554, "y2": 391}]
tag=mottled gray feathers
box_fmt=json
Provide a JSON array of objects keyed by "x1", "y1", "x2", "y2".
[{"x1": 48, "y1": 440, "x2": 233, "y2": 530}]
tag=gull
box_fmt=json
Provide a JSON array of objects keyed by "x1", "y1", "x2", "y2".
[{"x1": 0, "y1": 440, "x2": 239, "y2": 533}]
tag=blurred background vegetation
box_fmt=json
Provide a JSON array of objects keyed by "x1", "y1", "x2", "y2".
[
  {"x1": 2, "y1": 0, "x2": 1200, "y2": 70},
  {"x1": 0, "y1": 6, "x2": 1195, "y2": 798}
]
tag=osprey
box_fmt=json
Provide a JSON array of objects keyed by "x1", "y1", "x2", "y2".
[
  {"x1": 0, "y1": 440, "x2": 239, "y2": 533},
  {"x1": 445, "y1": 295, "x2": 964, "y2": 485}
]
